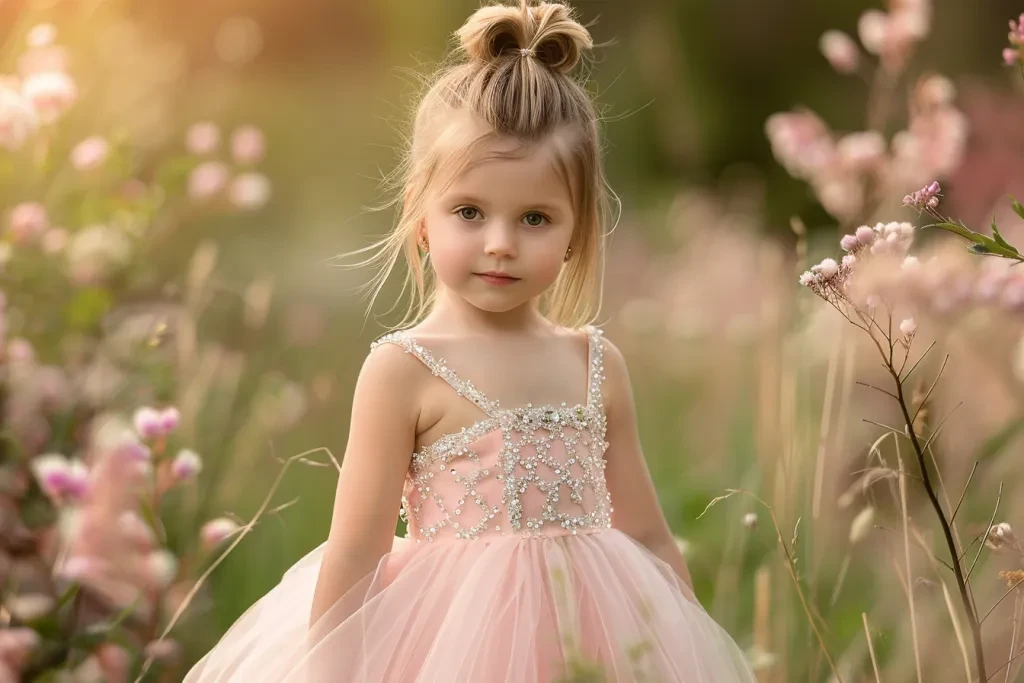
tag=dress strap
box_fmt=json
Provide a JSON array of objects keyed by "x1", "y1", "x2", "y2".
[
  {"x1": 584, "y1": 325, "x2": 606, "y2": 410},
  {"x1": 370, "y1": 331, "x2": 501, "y2": 417}
]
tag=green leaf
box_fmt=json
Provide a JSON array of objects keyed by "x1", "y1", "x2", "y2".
[
  {"x1": 969, "y1": 243, "x2": 991, "y2": 254},
  {"x1": 1010, "y1": 195, "x2": 1024, "y2": 221},
  {"x1": 991, "y1": 217, "x2": 1018, "y2": 253}
]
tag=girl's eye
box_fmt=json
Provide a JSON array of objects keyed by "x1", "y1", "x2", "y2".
[
  {"x1": 523, "y1": 212, "x2": 548, "y2": 227},
  {"x1": 456, "y1": 207, "x2": 481, "y2": 221}
]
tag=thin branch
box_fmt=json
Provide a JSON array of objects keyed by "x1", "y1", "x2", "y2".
[
  {"x1": 980, "y1": 580, "x2": 1024, "y2": 626},
  {"x1": 986, "y1": 647, "x2": 1024, "y2": 682},
  {"x1": 856, "y1": 380, "x2": 900, "y2": 401},
  {"x1": 920, "y1": 401, "x2": 964, "y2": 454},
  {"x1": 901, "y1": 340, "x2": 937, "y2": 382},
  {"x1": 863, "y1": 418, "x2": 906, "y2": 437},
  {"x1": 966, "y1": 482, "x2": 1004, "y2": 584},
  {"x1": 911, "y1": 354, "x2": 950, "y2": 425},
  {"x1": 950, "y1": 462, "x2": 979, "y2": 524}
]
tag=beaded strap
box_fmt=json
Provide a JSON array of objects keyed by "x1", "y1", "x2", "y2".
[
  {"x1": 584, "y1": 325, "x2": 606, "y2": 410},
  {"x1": 370, "y1": 332, "x2": 502, "y2": 417}
]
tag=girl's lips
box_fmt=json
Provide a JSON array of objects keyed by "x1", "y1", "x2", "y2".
[{"x1": 474, "y1": 273, "x2": 520, "y2": 286}]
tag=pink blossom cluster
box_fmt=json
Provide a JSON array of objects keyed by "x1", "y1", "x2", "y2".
[
  {"x1": 766, "y1": 80, "x2": 965, "y2": 223},
  {"x1": 185, "y1": 122, "x2": 271, "y2": 211},
  {"x1": 903, "y1": 180, "x2": 941, "y2": 210},
  {"x1": 0, "y1": 24, "x2": 78, "y2": 151},
  {"x1": 799, "y1": 221, "x2": 916, "y2": 303},
  {"x1": 0, "y1": 628, "x2": 39, "y2": 681},
  {"x1": 818, "y1": 3, "x2": 931, "y2": 76},
  {"x1": 1004, "y1": 14, "x2": 1024, "y2": 65}
]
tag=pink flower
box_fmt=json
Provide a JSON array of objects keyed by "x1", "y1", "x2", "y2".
[
  {"x1": 840, "y1": 234, "x2": 859, "y2": 251},
  {"x1": 188, "y1": 161, "x2": 230, "y2": 201},
  {"x1": 903, "y1": 180, "x2": 941, "y2": 210},
  {"x1": 765, "y1": 109, "x2": 835, "y2": 180},
  {"x1": 0, "y1": 627, "x2": 39, "y2": 669},
  {"x1": 30, "y1": 453, "x2": 89, "y2": 503},
  {"x1": 1004, "y1": 47, "x2": 1020, "y2": 65},
  {"x1": 70, "y1": 136, "x2": 110, "y2": 171},
  {"x1": 40, "y1": 227, "x2": 68, "y2": 254},
  {"x1": 837, "y1": 131, "x2": 886, "y2": 171},
  {"x1": 228, "y1": 171, "x2": 271, "y2": 210},
  {"x1": 96, "y1": 643, "x2": 131, "y2": 683},
  {"x1": 7, "y1": 202, "x2": 48, "y2": 244},
  {"x1": 133, "y1": 407, "x2": 163, "y2": 440},
  {"x1": 231, "y1": 124, "x2": 266, "y2": 165},
  {"x1": 855, "y1": 226, "x2": 876, "y2": 245},
  {"x1": 171, "y1": 449, "x2": 202, "y2": 481},
  {"x1": 21, "y1": 71, "x2": 77, "y2": 124},
  {"x1": 144, "y1": 638, "x2": 181, "y2": 663},
  {"x1": 1010, "y1": 14, "x2": 1024, "y2": 46},
  {"x1": 201, "y1": 517, "x2": 240, "y2": 551},
  {"x1": 160, "y1": 406, "x2": 180, "y2": 434},
  {"x1": 186, "y1": 121, "x2": 220, "y2": 156},
  {"x1": 144, "y1": 549, "x2": 178, "y2": 589},
  {"x1": 119, "y1": 511, "x2": 156, "y2": 550},
  {"x1": 819, "y1": 30, "x2": 859, "y2": 74}
]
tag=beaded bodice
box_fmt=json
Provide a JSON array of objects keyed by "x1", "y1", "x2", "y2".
[{"x1": 370, "y1": 325, "x2": 613, "y2": 543}]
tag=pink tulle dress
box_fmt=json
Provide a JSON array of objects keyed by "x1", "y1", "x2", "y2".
[{"x1": 184, "y1": 326, "x2": 756, "y2": 682}]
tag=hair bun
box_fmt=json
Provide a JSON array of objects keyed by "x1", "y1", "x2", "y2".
[{"x1": 456, "y1": 2, "x2": 593, "y2": 75}]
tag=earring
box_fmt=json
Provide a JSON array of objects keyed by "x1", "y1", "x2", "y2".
[{"x1": 563, "y1": 246, "x2": 572, "y2": 262}]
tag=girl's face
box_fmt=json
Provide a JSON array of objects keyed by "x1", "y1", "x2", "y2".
[{"x1": 421, "y1": 136, "x2": 576, "y2": 314}]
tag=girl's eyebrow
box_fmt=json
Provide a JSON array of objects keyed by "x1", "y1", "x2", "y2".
[{"x1": 447, "y1": 194, "x2": 565, "y2": 213}]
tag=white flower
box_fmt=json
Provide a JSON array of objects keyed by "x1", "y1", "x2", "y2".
[
  {"x1": 819, "y1": 30, "x2": 859, "y2": 73},
  {"x1": 171, "y1": 449, "x2": 202, "y2": 481},
  {"x1": 857, "y1": 10, "x2": 889, "y2": 55},
  {"x1": 811, "y1": 258, "x2": 839, "y2": 278},
  {"x1": 799, "y1": 271, "x2": 817, "y2": 286},
  {"x1": 899, "y1": 317, "x2": 916, "y2": 337},
  {"x1": 902, "y1": 256, "x2": 920, "y2": 270},
  {"x1": 133, "y1": 407, "x2": 163, "y2": 440},
  {"x1": 26, "y1": 24, "x2": 57, "y2": 48},
  {"x1": 842, "y1": 254, "x2": 856, "y2": 268},
  {"x1": 228, "y1": 172, "x2": 271, "y2": 210},
  {"x1": 21, "y1": 71, "x2": 78, "y2": 124},
  {"x1": 0, "y1": 81, "x2": 39, "y2": 150},
  {"x1": 144, "y1": 550, "x2": 178, "y2": 589},
  {"x1": 188, "y1": 161, "x2": 229, "y2": 200},
  {"x1": 201, "y1": 517, "x2": 241, "y2": 551},
  {"x1": 65, "y1": 224, "x2": 132, "y2": 285},
  {"x1": 837, "y1": 131, "x2": 886, "y2": 170},
  {"x1": 743, "y1": 512, "x2": 758, "y2": 529}
]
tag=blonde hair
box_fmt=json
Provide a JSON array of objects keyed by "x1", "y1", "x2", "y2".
[{"x1": 344, "y1": 0, "x2": 617, "y2": 331}]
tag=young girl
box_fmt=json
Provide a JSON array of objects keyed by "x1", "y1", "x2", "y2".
[{"x1": 186, "y1": 2, "x2": 756, "y2": 681}]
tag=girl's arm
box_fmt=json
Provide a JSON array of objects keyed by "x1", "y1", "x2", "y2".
[
  {"x1": 601, "y1": 337, "x2": 696, "y2": 594},
  {"x1": 309, "y1": 343, "x2": 422, "y2": 628}
]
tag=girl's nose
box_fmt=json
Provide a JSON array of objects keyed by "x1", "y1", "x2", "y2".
[{"x1": 484, "y1": 223, "x2": 517, "y2": 259}]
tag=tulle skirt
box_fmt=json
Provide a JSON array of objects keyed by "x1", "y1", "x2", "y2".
[{"x1": 184, "y1": 530, "x2": 755, "y2": 682}]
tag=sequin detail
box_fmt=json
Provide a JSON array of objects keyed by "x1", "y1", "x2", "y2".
[{"x1": 370, "y1": 326, "x2": 611, "y2": 542}]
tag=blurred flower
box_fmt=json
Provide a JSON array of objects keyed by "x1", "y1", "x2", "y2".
[
  {"x1": 36, "y1": 364, "x2": 72, "y2": 413},
  {"x1": 849, "y1": 506, "x2": 875, "y2": 543},
  {"x1": 16, "y1": 46, "x2": 70, "y2": 80},
  {"x1": 840, "y1": 234, "x2": 859, "y2": 251},
  {"x1": 21, "y1": 71, "x2": 77, "y2": 124},
  {"x1": 857, "y1": 10, "x2": 889, "y2": 55},
  {"x1": 900, "y1": 317, "x2": 916, "y2": 337},
  {"x1": 0, "y1": 81, "x2": 39, "y2": 150},
  {"x1": 0, "y1": 627, "x2": 39, "y2": 670},
  {"x1": 765, "y1": 109, "x2": 834, "y2": 181},
  {"x1": 26, "y1": 24, "x2": 57, "y2": 48},
  {"x1": 188, "y1": 161, "x2": 230, "y2": 201},
  {"x1": 985, "y1": 521, "x2": 1020, "y2": 553},
  {"x1": 812, "y1": 257, "x2": 839, "y2": 278},
  {"x1": 215, "y1": 16, "x2": 264, "y2": 65},
  {"x1": 96, "y1": 643, "x2": 131, "y2": 683},
  {"x1": 1009, "y1": 14, "x2": 1024, "y2": 47},
  {"x1": 65, "y1": 224, "x2": 132, "y2": 286},
  {"x1": 231, "y1": 124, "x2": 266, "y2": 165},
  {"x1": 4, "y1": 592, "x2": 55, "y2": 621},
  {"x1": 917, "y1": 75, "x2": 956, "y2": 108},
  {"x1": 185, "y1": 121, "x2": 220, "y2": 156},
  {"x1": 133, "y1": 407, "x2": 163, "y2": 440},
  {"x1": 200, "y1": 517, "x2": 240, "y2": 551},
  {"x1": 144, "y1": 549, "x2": 178, "y2": 589},
  {"x1": 70, "y1": 136, "x2": 110, "y2": 171},
  {"x1": 31, "y1": 453, "x2": 89, "y2": 503},
  {"x1": 228, "y1": 171, "x2": 271, "y2": 210},
  {"x1": 143, "y1": 638, "x2": 180, "y2": 663},
  {"x1": 837, "y1": 131, "x2": 886, "y2": 171},
  {"x1": 118, "y1": 511, "x2": 155, "y2": 550},
  {"x1": 41, "y1": 227, "x2": 68, "y2": 254},
  {"x1": 170, "y1": 449, "x2": 202, "y2": 481},
  {"x1": 7, "y1": 202, "x2": 48, "y2": 245},
  {"x1": 819, "y1": 30, "x2": 859, "y2": 73},
  {"x1": 160, "y1": 406, "x2": 180, "y2": 434},
  {"x1": 742, "y1": 512, "x2": 758, "y2": 529}
]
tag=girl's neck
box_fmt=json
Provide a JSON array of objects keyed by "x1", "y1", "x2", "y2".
[{"x1": 422, "y1": 289, "x2": 556, "y2": 338}]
